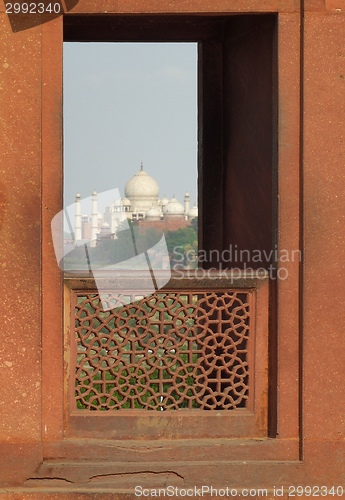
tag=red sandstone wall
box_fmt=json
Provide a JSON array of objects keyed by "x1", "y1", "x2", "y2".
[
  {"x1": 136, "y1": 219, "x2": 192, "y2": 232},
  {"x1": 1, "y1": 0, "x2": 345, "y2": 497}
]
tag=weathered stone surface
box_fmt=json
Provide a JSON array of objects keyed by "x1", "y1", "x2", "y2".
[
  {"x1": 1, "y1": 0, "x2": 345, "y2": 496},
  {"x1": 0, "y1": 13, "x2": 42, "y2": 442}
]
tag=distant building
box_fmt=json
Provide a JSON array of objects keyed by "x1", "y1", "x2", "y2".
[{"x1": 74, "y1": 163, "x2": 198, "y2": 245}]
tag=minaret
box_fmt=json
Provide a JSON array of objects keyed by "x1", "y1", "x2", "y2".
[
  {"x1": 75, "y1": 193, "x2": 82, "y2": 241},
  {"x1": 184, "y1": 192, "x2": 190, "y2": 220},
  {"x1": 91, "y1": 190, "x2": 98, "y2": 247}
]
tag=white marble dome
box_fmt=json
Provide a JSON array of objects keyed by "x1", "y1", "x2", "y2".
[
  {"x1": 160, "y1": 196, "x2": 169, "y2": 207},
  {"x1": 145, "y1": 205, "x2": 161, "y2": 221},
  {"x1": 188, "y1": 204, "x2": 198, "y2": 220},
  {"x1": 122, "y1": 197, "x2": 131, "y2": 206},
  {"x1": 124, "y1": 164, "x2": 159, "y2": 213},
  {"x1": 125, "y1": 166, "x2": 159, "y2": 198},
  {"x1": 164, "y1": 197, "x2": 185, "y2": 218}
]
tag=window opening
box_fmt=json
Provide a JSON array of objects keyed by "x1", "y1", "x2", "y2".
[
  {"x1": 62, "y1": 42, "x2": 198, "y2": 272},
  {"x1": 58, "y1": 16, "x2": 274, "y2": 425}
]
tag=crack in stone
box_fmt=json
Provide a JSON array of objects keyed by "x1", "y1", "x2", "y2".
[
  {"x1": 88, "y1": 470, "x2": 184, "y2": 484},
  {"x1": 26, "y1": 477, "x2": 74, "y2": 484}
]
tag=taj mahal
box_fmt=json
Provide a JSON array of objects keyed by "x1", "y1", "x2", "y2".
[{"x1": 73, "y1": 163, "x2": 198, "y2": 245}]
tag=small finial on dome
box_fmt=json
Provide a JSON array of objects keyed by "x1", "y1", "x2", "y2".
[{"x1": 140, "y1": 161, "x2": 143, "y2": 171}]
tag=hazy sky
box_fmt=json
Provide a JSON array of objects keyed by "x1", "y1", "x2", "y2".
[{"x1": 63, "y1": 42, "x2": 198, "y2": 211}]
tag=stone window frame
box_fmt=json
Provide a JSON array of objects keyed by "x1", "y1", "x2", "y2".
[{"x1": 41, "y1": 8, "x2": 302, "y2": 476}]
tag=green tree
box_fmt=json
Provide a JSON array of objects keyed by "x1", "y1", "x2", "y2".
[
  {"x1": 190, "y1": 217, "x2": 198, "y2": 236},
  {"x1": 164, "y1": 226, "x2": 198, "y2": 268}
]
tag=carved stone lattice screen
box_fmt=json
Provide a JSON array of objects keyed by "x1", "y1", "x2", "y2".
[{"x1": 73, "y1": 291, "x2": 252, "y2": 411}]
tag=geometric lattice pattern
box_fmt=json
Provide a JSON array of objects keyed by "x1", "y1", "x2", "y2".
[{"x1": 74, "y1": 291, "x2": 250, "y2": 411}]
